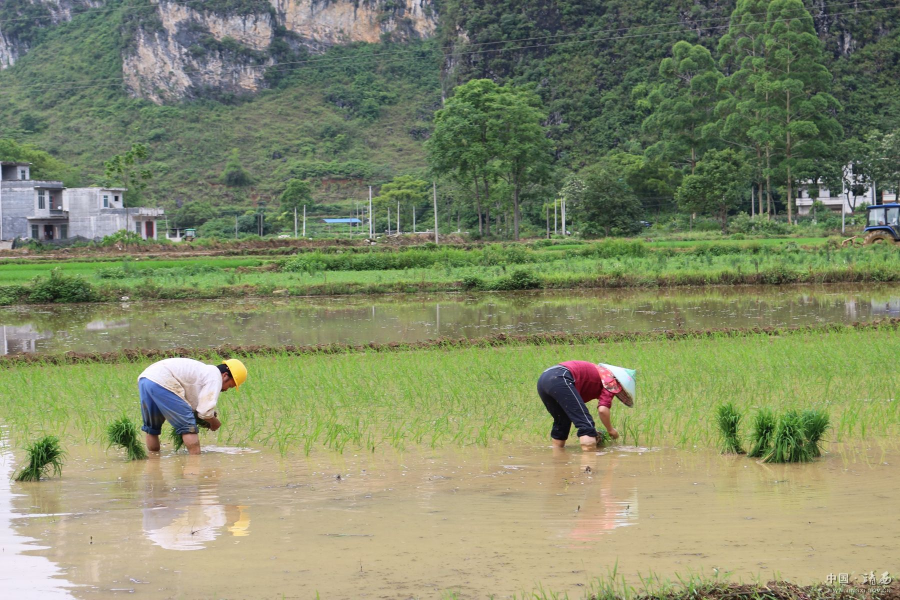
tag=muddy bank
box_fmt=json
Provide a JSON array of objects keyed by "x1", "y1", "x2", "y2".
[
  {"x1": 629, "y1": 582, "x2": 900, "y2": 600},
  {"x1": 1, "y1": 318, "x2": 898, "y2": 366}
]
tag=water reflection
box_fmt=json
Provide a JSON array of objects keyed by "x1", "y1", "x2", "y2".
[
  {"x1": 142, "y1": 456, "x2": 251, "y2": 551},
  {"x1": 1, "y1": 284, "x2": 900, "y2": 355},
  {"x1": 0, "y1": 435, "x2": 77, "y2": 598}
]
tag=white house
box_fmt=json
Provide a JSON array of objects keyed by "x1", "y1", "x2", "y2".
[
  {"x1": 0, "y1": 162, "x2": 166, "y2": 241},
  {"x1": 797, "y1": 165, "x2": 897, "y2": 215}
]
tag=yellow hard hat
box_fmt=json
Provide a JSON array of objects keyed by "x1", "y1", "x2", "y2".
[{"x1": 222, "y1": 359, "x2": 248, "y2": 388}]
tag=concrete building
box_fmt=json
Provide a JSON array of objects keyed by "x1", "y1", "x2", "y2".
[
  {"x1": 0, "y1": 161, "x2": 65, "y2": 241},
  {"x1": 0, "y1": 161, "x2": 165, "y2": 241},
  {"x1": 797, "y1": 165, "x2": 897, "y2": 216}
]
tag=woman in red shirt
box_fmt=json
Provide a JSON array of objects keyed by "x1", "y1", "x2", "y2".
[{"x1": 537, "y1": 361, "x2": 635, "y2": 450}]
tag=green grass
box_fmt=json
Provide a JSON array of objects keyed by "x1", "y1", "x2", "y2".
[
  {"x1": 2, "y1": 241, "x2": 900, "y2": 304},
  {"x1": 106, "y1": 415, "x2": 147, "y2": 460},
  {"x1": 1, "y1": 326, "x2": 898, "y2": 455},
  {"x1": 747, "y1": 408, "x2": 776, "y2": 459},
  {"x1": 14, "y1": 435, "x2": 65, "y2": 482},
  {"x1": 716, "y1": 402, "x2": 744, "y2": 454}
]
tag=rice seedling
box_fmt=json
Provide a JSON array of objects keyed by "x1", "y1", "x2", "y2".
[
  {"x1": 106, "y1": 416, "x2": 148, "y2": 460},
  {"x1": 747, "y1": 408, "x2": 776, "y2": 458},
  {"x1": 0, "y1": 326, "x2": 897, "y2": 456},
  {"x1": 764, "y1": 409, "x2": 812, "y2": 463},
  {"x1": 801, "y1": 408, "x2": 830, "y2": 457},
  {"x1": 14, "y1": 436, "x2": 65, "y2": 482},
  {"x1": 716, "y1": 402, "x2": 745, "y2": 454},
  {"x1": 169, "y1": 415, "x2": 211, "y2": 452}
]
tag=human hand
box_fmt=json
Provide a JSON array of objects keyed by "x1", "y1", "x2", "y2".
[
  {"x1": 206, "y1": 416, "x2": 222, "y2": 432},
  {"x1": 579, "y1": 435, "x2": 598, "y2": 451},
  {"x1": 606, "y1": 428, "x2": 619, "y2": 440}
]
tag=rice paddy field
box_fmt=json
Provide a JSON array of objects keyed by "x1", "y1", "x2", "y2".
[
  {"x1": 2, "y1": 323, "x2": 900, "y2": 597},
  {"x1": 2, "y1": 241, "x2": 900, "y2": 303}
]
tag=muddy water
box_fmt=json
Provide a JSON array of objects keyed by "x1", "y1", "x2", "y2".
[
  {"x1": 3, "y1": 440, "x2": 899, "y2": 599},
  {"x1": 2, "y1": 283, "x2": 900, "y2": 355}
]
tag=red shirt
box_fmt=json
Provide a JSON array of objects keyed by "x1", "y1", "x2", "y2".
[{"x1": 560, "y1": 361, "x2": 615, "y2": 408}]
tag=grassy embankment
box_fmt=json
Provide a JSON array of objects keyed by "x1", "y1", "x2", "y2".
[
  {"x1": 1, "y1": 323, "x2": 898, "y2": 455},
  {"x1": 1, "y1": 239, "x2": 900, "y2": 304}
]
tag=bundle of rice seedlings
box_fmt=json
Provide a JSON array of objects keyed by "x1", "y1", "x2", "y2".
[
  {"x1": 748, "y1": 408, "x2": 776, "y2": 458},
  {"x1": 801, "y1": 409, "x2": 830, "y2": 458},
  {"x1": 107, "y1": 416, "x2": 148, "y2": 460},
  {"x1": 716, "y1": 402, "x2": 745, "y2": 454},
  {"x1": 15, "y1": 436, "x2": 65, "y2": 482},
  {"x1": 764, "y1": 409, "x2": 812, "y2": 463},
  {"x1": 169, "y1": 415, "x2": 211, "y2": 452}
]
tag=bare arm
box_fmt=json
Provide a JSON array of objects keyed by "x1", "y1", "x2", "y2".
[{"x1": 597, "y1": 406, "x2": 619, "y2": 439}]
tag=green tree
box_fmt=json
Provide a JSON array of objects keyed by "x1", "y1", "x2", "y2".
[
  {"x1": 574, "y1": 164, "x2": 644, "y2": 238},
  {"x1": 643, "y1": 41, "x2": 724, "y2": 175},
  {"x1": 488, "y1": 85, "x2": 553, "y2": 240},
  {"x1": 372, "y1": 175, "x2": 429, "y2": 233},
  {"x1": 222, "y1": 148, "x2": 252, "y2": 187},
  {"x1": 174, "y1": 201, "x2": 217, "y2": 228},
  {"x1": 762, "y1": 0, "x2": 842, "y2": 224},
  {"x1": 427, "y1": 79, "x2": 500, "y2": 235},
  {"x1": 104, "y1": 143, "x2": 152, "y2": 206},
  {"x1": 717, "y1": 0, "x2": 773, "y2": 218},
  {"x1": 860, "y1": 131, "x2": 900, "y2": 203},
  {"x1": 0, "y1": 138, "x2": 80, "y2": 185},
  {"x1": 675, "y1": 149, "x2": 750, "y2": 232},
  {"x1": 279, "y1": 179, "x2": 313, "y2": 211}
]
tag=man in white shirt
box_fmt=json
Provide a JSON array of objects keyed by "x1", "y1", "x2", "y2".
[{"x1": 138, "y1": 357, "x2": 248, "y2": 455}]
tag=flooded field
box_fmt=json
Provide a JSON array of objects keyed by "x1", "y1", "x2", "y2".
[
  {"x1": 2, "y1": 283, "x2": 900, "y2": 354},
  {"x1": 3, "y1": 438, "x2": 898, "y2": 599}
]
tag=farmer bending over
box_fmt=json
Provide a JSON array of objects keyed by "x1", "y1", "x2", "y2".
[
  {"x1": 138, "y1": 357, "x2": 248, "y2": 455},
  {"x1": 537, "y1": 361, "x2": 635, "y2": 451}
]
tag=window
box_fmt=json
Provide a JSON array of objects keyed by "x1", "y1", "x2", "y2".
[
  {"x1": 31, "y1": 225, "x2": 38, "y2": 239},
  {"x1": 114, "y1": 195, "x2": 119, "y2": 203},
  {"x1": 869, "y1": 208, "x2": 886, "y2": 227},
  {"x1": 59, "y1": 225, "x2": 68, "y2": 239},
  {"x1": 20, "y1": 169, "x2": 26, "y2": 180},
  {"x1": 135, "y1": 222, "x2": 142, "y2": 235},
  {"x1": 887, "y1": 208, "x2": 899, "y2": 227},
  {"x1": 38, "y1": 190, "x2": 45, "y2": 210},
  {"x1": 103, "y1": 195, "x2": 109, "y2": 208}
]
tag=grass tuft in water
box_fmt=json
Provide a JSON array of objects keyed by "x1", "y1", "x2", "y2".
[
  {"x1": 764, "y1": 409, "x2": 812, "y2": 463},
  {"x1": 801, "y1": 408, "x2": 830, "y2": 457},
  {"x1": 748, "y1": 408, "x2": 776, "y2": 458},
  {"x1": 14, "y1": 436, "x2": 65, "y2": 482},
  {"x1": 716, "y1": 402, "x2": 744, "y2": 454},
  {"x1": 107, "y1": 416, "x2": 148, "y2": 460}
]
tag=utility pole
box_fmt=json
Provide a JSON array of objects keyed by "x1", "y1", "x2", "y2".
[
  {"x1": 433, "y1": 181, "x2": 438, "y2": 244},
  {"x1": 387, "y1": 206, "x2": 391, "y2": 235},
  {"x1": 561, "y1": 198, "x2": 566, "y2": 236},
  {"x1": 554, "y1": 199, "x2": 558, "y2": 235},
  {"x1": 294, "y1": 207, "x2": 298, "y2": 238},
  {"x1": 546, "y1": 204, "x2": 549, "y2": 239},
  {"x1": 302, "y1": 205, "x2": 306, "y2": 237},
  {"x1": 368, "y1": 185, "x2": 373, "y2": 237},
  {"x1": 413, "y1": 207, "x2": 416, "y2": 233},
  {"x1": 397, "y1": 200, "x2": 401, "y2": 234}
]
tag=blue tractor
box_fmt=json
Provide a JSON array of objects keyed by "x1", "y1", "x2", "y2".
[{"x1": 863, "y1": 203, "x2": 900, "y2": 245}]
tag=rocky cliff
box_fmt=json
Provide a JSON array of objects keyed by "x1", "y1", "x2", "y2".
[
  {"x1": 0, "y1": 0, "x2": 101, "y2": 67},
  {"x1": 124, "y1": 0, "x2": 437, "y2": 103},
  {"x1": 1, "y1": 0, "x2": 437, "y2": 102}
]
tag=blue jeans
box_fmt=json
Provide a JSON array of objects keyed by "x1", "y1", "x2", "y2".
[
  {"x1": 139, "y1": 378, "x2": 198, "y2": 436},
  {"x1": 537, "y1": 365, "x2": 598, "y2": 440}
]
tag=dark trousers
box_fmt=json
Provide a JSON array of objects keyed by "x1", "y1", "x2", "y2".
[{"x1": 537, "y1": 365, "x2": 597, "y2": 440}]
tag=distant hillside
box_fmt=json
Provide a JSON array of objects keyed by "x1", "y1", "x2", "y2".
[{"x1": 0, "y1": 0, "x2": 897, "y2": 223}]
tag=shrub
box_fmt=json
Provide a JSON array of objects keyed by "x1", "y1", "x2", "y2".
[{"x1": 29, "y1": 269, "x2": 97, "y2": 303}]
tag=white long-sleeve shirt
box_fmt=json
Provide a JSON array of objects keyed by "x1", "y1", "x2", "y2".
[{"x1": 139, "y1": 358, "x2": 222, "y2": 419}]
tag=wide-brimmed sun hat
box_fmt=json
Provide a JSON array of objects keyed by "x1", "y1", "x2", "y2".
[{"x1": 598, "y1": 363, "x2": 636, "y2": 408}]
